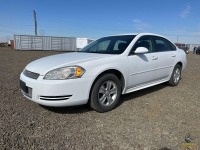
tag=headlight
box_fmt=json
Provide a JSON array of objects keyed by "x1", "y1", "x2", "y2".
[{"x1": 44, "y1": 66, "x2": 85, "y2": 80}]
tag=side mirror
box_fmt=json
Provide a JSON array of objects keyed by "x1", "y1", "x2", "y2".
[{"x1": 135, "y1": 47, "x2": 149, "y2": 54}]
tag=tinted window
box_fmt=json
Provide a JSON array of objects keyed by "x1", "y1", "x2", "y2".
[
  {"x1": 88, "y1": 40, "x2": 110, "y2": 52},
  {"x1": 153, "y1": 37, "x2": 170, "y2": 52},
  {"x1": 130, "y1": 36, "x2": 153, "y2": 54},
  {"x1": 166, "y1": 40, "x2": 176, "y2": 51},
  {"x1": 80, "y1": 35, "x2": 136, "y2": 54},
  {"x1": 113, "y1": 40, "x2": 127, "y2": 51}
]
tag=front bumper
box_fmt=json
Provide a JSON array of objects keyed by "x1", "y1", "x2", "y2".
[{"x1": 20, "y1": 72, "x2": 93, "y2": 107}]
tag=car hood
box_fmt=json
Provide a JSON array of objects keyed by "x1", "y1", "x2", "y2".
[{"x1": 25, "y1": 52, "x2": 112, "y2": 75}]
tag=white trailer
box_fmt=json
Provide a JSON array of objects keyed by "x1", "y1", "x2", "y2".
[{"x1": 76, "y1": 38, "x2": 93, "y2": 50}]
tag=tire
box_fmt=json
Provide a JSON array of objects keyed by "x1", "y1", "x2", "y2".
[
  {"x1": 167, "y1": 64, "x2": 181, "y2": 86},
  {"x1": 90, "y1": 74, "x2": 121, "y2": 113}
]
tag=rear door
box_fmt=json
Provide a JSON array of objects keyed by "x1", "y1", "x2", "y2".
[{"x1": 152, "y1": 36, "x2": 176, "y2": 80}]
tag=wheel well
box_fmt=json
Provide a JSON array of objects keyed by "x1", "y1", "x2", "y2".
[
  {"x1": 176, "y1": 62, "x2": 183, "y2": 70},
  {"x1": 89, "y1": 69, "x2": 125, "y2": 99}
]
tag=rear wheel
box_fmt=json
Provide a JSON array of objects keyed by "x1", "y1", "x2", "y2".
[
  {"x1": 90, "y1": 74, "x2": 121, "y2": 113},
  {"x1": 167, "y1": 64, "x2": 181, "y2": 86}
]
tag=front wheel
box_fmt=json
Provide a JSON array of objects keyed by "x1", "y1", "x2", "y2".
[
  {"x1": 167, "y1": 64, "x2": 182, "y2": 86},
  {"x1": 90, "y1": 74, "x2": 121, "y2": 113}
]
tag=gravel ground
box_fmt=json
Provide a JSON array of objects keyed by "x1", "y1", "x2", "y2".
[{"x1": 1, "y1": 47, "x2": 200, "y2": 150}]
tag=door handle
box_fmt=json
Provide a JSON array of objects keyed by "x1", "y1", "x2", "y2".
[
  {"x1": 152, "y1": 56, "x2": 158, "y2": 60},
  {"x1": 172, "y1": 54, "x2": 176, "y2": 57}
]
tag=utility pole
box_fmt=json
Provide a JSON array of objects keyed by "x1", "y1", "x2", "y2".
[
  {"x1": 177, "y1": 35, "x2": 179, "y2": 43},
  {"x1": 33, "y1": 10, "x2": 37, "y2": 36}
]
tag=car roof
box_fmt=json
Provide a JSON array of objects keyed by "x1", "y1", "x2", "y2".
[
  {"x1": 99, "y1": 33, "x2": 174, "y2": 46},
  {"x1": 109, "y1": 33, "x2": 167, "y2": 38},
  {"x1": 106, "y1": 33, "x2": 177, "y2": 48}
]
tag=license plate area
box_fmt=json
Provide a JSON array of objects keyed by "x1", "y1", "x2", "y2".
[{"x1": 20, "y1": 80, "x2": 32, "y2": 98}]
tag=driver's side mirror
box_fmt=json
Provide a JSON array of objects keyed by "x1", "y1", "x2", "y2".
[{"x1": 134, "y1": 47, "x2": 149, "y2": 54}]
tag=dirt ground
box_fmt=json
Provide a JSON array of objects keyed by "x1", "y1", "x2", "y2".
[{"x1": 1, "y1": 47, "x2": 200, "y2": 150}]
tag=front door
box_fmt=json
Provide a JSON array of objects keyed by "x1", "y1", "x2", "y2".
[{"x1": 127, "y1": 36, "x2": 158, "y2": 91}]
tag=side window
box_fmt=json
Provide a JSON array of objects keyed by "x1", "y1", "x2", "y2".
[
  {"x1": 154, "y1": 37, "x2": 170, "y2": 52},
  {"x1": 89, "y1": 40, "x2": 110, "y2": 52},
  {"x1": 166, "y1": 40, "x2": 176, "y2": 51},
  {"x1": 130, "y1": 36, "x2": 153, "y2": 54}
]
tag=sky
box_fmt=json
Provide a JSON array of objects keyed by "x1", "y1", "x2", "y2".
[{"x1": 0, "y1": 0, "x2": 200, "y2": 44}]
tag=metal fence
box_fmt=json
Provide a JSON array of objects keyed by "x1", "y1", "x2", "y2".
[{"x1": 14, "y1": 35, "x2": 76, "y2": 51}]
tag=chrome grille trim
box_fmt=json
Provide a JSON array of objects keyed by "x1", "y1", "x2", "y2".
[{"x1": 39, "y1": 95, "x2": 72, "y2": 101}]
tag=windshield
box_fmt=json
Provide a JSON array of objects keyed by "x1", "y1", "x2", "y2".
[{"x1": 79, "y1": 35, "x2": 136, "y2": 54}]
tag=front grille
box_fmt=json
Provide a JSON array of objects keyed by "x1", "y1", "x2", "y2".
[
  {"x1": 39, "y1": 95, "x2": 72, "y2": 101},
  {"x1": 23, "y1": 69, "x2": 40, "y2": 79}
]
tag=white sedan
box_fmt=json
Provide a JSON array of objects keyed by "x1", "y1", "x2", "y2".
[{"x1": 20, "y1": 33, "x2": 187, "y2": 112}]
